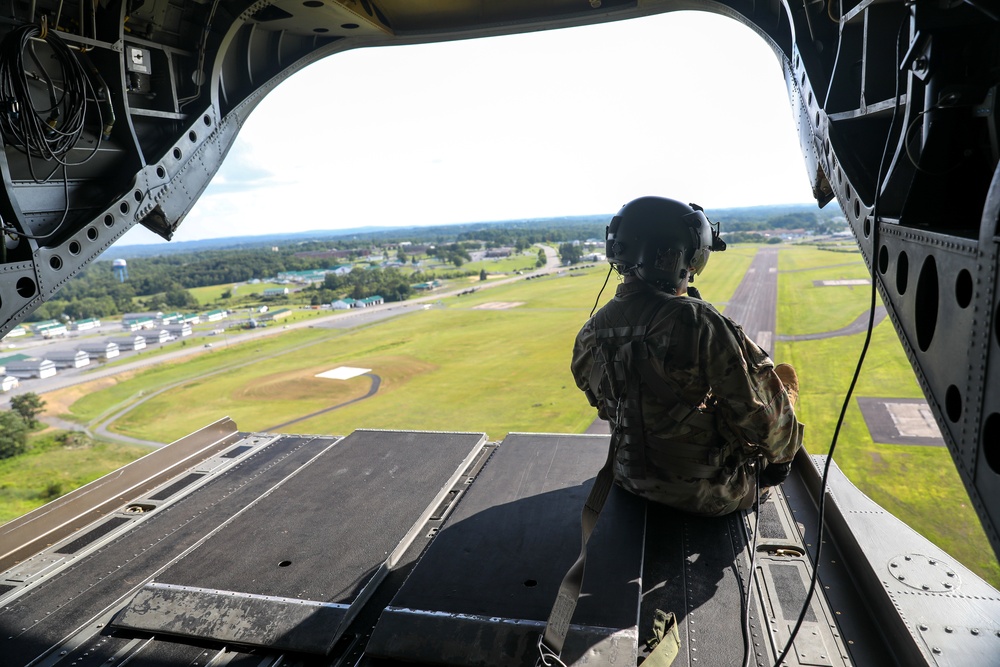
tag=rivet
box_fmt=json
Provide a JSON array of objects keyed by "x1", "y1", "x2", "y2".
[
  {"x1": 945, "y1": 627, "x2": 954, "y2": 633},
  {"x1": 971, "y1": 628, "x2": 980, "y2": 636},
  {"x1": 932, "y1": 647, "x2": 942, "y2": 654},
  {"x1": 919, "y1": 624, "x2": 928, "y2": 631}
]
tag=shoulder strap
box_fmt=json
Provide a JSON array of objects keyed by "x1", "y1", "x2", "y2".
[{"x1": 538, "y1": 295, "x2": 673, "y2": 663}]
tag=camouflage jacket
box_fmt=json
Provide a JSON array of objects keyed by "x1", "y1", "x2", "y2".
[{"x1": 571, "y1": 278, "x2": 803, "y2": 516}]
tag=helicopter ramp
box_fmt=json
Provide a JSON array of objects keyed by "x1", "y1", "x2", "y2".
[{"x1": 0, "y1": 425, "x2": 997, "y2": 666}]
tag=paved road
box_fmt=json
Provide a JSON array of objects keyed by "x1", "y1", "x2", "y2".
[
  {"x1": 722, "y1": 246, "x2": 779, "y2": 353},
  {"x1": 778, "y1": 306, "x2": 887, "y2": 341},
  {"x1": 263, "y1": 373, "x2": 382, "y2": 431}
]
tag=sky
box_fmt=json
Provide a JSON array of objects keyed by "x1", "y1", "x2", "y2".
[{"x1": 121, "y1": 11, "x2": 818, "y2": 245}]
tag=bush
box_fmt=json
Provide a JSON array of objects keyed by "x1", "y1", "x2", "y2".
[{"x1": 0, "y1": 411, "x2": 29, "y2": 459}]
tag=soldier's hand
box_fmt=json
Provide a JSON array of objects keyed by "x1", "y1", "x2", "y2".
[{"x1": 760, "y1": 461, "x2": 791, "y2": 487}]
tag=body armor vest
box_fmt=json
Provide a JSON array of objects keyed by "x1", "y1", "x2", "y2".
[{"x1": 588, "y1": 296, "x2": 743, "y2": 484}]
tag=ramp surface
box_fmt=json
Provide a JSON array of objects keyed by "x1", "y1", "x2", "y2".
[
  {"x1": 113, "y1": 429, "x2": 486, "y2": 654},
  {"x1": 367, "y1": 432, "x2": 645, "y2": 666}
]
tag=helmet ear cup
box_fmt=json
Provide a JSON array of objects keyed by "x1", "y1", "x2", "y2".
[
  {"x1": 649, "y1": 247, "x2": 686, "y2": 285},
  {"x1": 606, "y1": 217, "x2": 623, "y2": 261}
]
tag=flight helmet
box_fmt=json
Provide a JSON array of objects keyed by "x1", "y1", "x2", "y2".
[{"x1": 605, "y1": 196, "x2": 725, "y2": 292}]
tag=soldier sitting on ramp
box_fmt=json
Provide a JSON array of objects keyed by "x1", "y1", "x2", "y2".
[{"x1": 571, "y1": 196, "x2": 803, "y2": 516}]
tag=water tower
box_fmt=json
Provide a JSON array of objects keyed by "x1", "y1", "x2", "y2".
[{"x1": 112, "y1": 258, "x2": 128, "y2": 282}]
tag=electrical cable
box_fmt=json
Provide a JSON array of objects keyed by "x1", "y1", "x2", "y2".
[
  {"x1": 902, "y1": 93, "x2": 969, "y2": 175},
  {"x1": 0, "y1": 24, "x2": 100, "y2": 169},
  {"x1": 771, "y1": 13, "x2": 909, "y2": 667},
  {"x1": 179, "y1": 0, "x2": 222, "y2": 108},
  {"x1": 0, "y1": 23, "x2": 104, "y2": 241}
]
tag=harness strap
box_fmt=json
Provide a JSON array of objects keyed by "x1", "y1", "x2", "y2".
[{"x1": 539, "y1": 431, "x2": 618, "y2": 661}]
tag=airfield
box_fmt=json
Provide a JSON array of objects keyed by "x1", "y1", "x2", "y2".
[{"x1": 5, "y1": 243, "x2": 998, "y2": 586}]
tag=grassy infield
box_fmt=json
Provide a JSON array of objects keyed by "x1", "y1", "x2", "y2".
[{"x1": 8, "y1": 244, "x2": 999, "y2": 585}]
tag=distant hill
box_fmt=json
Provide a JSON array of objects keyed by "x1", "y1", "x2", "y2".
[{"x1": 108, "y1": 205, "x2": 833, "y2": 258}]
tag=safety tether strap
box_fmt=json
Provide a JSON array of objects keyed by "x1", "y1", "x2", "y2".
[
  {"x1": 538, "y1": 430, "x2": 618, "y2": 663},
  {"x1": 539, "y1": 299, "x2": 682, "y2": 664}
]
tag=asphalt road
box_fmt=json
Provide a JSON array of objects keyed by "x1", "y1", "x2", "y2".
[{"x1": 721, "y1": 246, "x2": 779, "y2": 354}]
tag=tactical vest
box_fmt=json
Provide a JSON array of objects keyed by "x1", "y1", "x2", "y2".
[{"x1": 588, "y1": 296, "x2": 744, "y2": 485}]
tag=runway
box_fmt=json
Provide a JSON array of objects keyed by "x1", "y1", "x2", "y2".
[{"x1": 720, "y1": 246, "x2": 779, "y2": 353}]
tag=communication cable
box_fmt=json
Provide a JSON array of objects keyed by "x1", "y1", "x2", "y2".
[{"x1": 589, "y1": 265, "x2": 614, "y2": 317}]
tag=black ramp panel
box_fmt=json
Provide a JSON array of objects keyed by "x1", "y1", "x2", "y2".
[
  {"x1": 113, "y1": 429, "x2": 486, "y2": 655},
  {"x1": 0, "y1": 434, "x2": 322, "y2": 667},
  {"x1": 367, "y1": 432, "x2": 645, "y2": 666}
]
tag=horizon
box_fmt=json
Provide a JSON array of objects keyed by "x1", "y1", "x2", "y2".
[
  {"x1": 116, "y1": 12, "x2": 818, "y2": 247},
  {"x1": 110, "y1": 202, "x2": 830, "y2": 253}
]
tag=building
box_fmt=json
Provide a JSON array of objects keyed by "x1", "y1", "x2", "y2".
[
  {"x1": 122, "y1": 315, "x2": 157, "y2": 331},
  {"x1": 331, "y1": 298, "x2": 356, "y2": 310},
  {"x1": 203, "y1": 309, "x2": 228, "y2": 323},
  {"x1": 4, "y1": 325, "x2": 27, "y2": 338},
  {"x1": 111, "y1": 336, "x2": 147, "y2": 351},
  {"x1": 159, "y1": 312, "x2": 184, "y2": 324},
  {"x1": 79, "y1": 341, "x2": 120, "y2": 360},
  {"x1": 1, "y1": 376, "x2": 19, "y2": 392},
  {"x1": 47, "y1": 349, "x2": 90, "y2": 369},
  {"x1": 331, "y1": 265, "x2": 353, "y2": 276},
  {"x1": 354, "y1": 295, "x2": 384, "y2": 308},
  {"x1": 6, "y1": 359, "x2": 57, "y2": 379},
  {"x1": 0, "y1": 353, "x2": 30, "y2": 374},
  {"x1": 276, "y1": 270, "x2": 327, "y2": 284},
  {"x1": 166, "y1": 323, "x2": 193, "y2": 338},
  {"x1": 36, "y1": 322, "x2": 68, "y2": 338},
  {"x1": 180, "y1": 313, "x2": 200, "y2": 324},
  {"x1": 263, "y1": 288, "x2": 290, "y2": 297},
  {"x1": 31, "y1": 319, "x2": 61, "y2": 333},
  {"x1": 73, "y1": 318, "x2": 101, "y2": 331},
  {"x1": 142, "y1": 330, "x2": 172, "y2": 345},
  {"x1": 263, "y1": 308, "x2": 292, "y2": 322}
]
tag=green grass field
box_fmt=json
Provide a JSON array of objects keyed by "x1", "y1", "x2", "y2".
[
  {"x1": 32, "y1": 245, "x2": 1000, "y2": 586},
  {"x1": 0, "y1": 432, "x2": 148, "y2": 524},
  {"x1": 188, "y1": 281, "x2": 294, "y2": 306}
]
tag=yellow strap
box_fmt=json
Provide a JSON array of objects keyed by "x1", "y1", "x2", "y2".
[{"x1": 644, "y1": 610, "x2": 680, "y2": 667}]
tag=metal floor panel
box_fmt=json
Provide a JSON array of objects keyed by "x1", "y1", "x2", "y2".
[
  {"x1": 366, "y1": 432, "x2": 645, "y2": 666},
  {"x1": 113, "y1": 430, "x2": 487, "y2": 655},
  {"x1": 0, "y1": 434, "x2": 327, "y2": 667}
]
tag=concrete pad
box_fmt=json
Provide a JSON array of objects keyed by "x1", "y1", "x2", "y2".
[
  {"x1": 856, "y1": 397, "x2": 945, "y2": 446},
  {"x1": 315, "y1": 366, "x2": 371, "y2": 380},
  {"x1": 813, "y1": 279, "x2": 871, "y2": 286},
  {"x1": 472, "y1": 301, "x2": 525, "y2": 310}
]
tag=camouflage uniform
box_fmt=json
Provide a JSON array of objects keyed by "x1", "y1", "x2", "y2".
[{"x1": 572, "y1": 278, "x2": 803, "y2": 516}]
